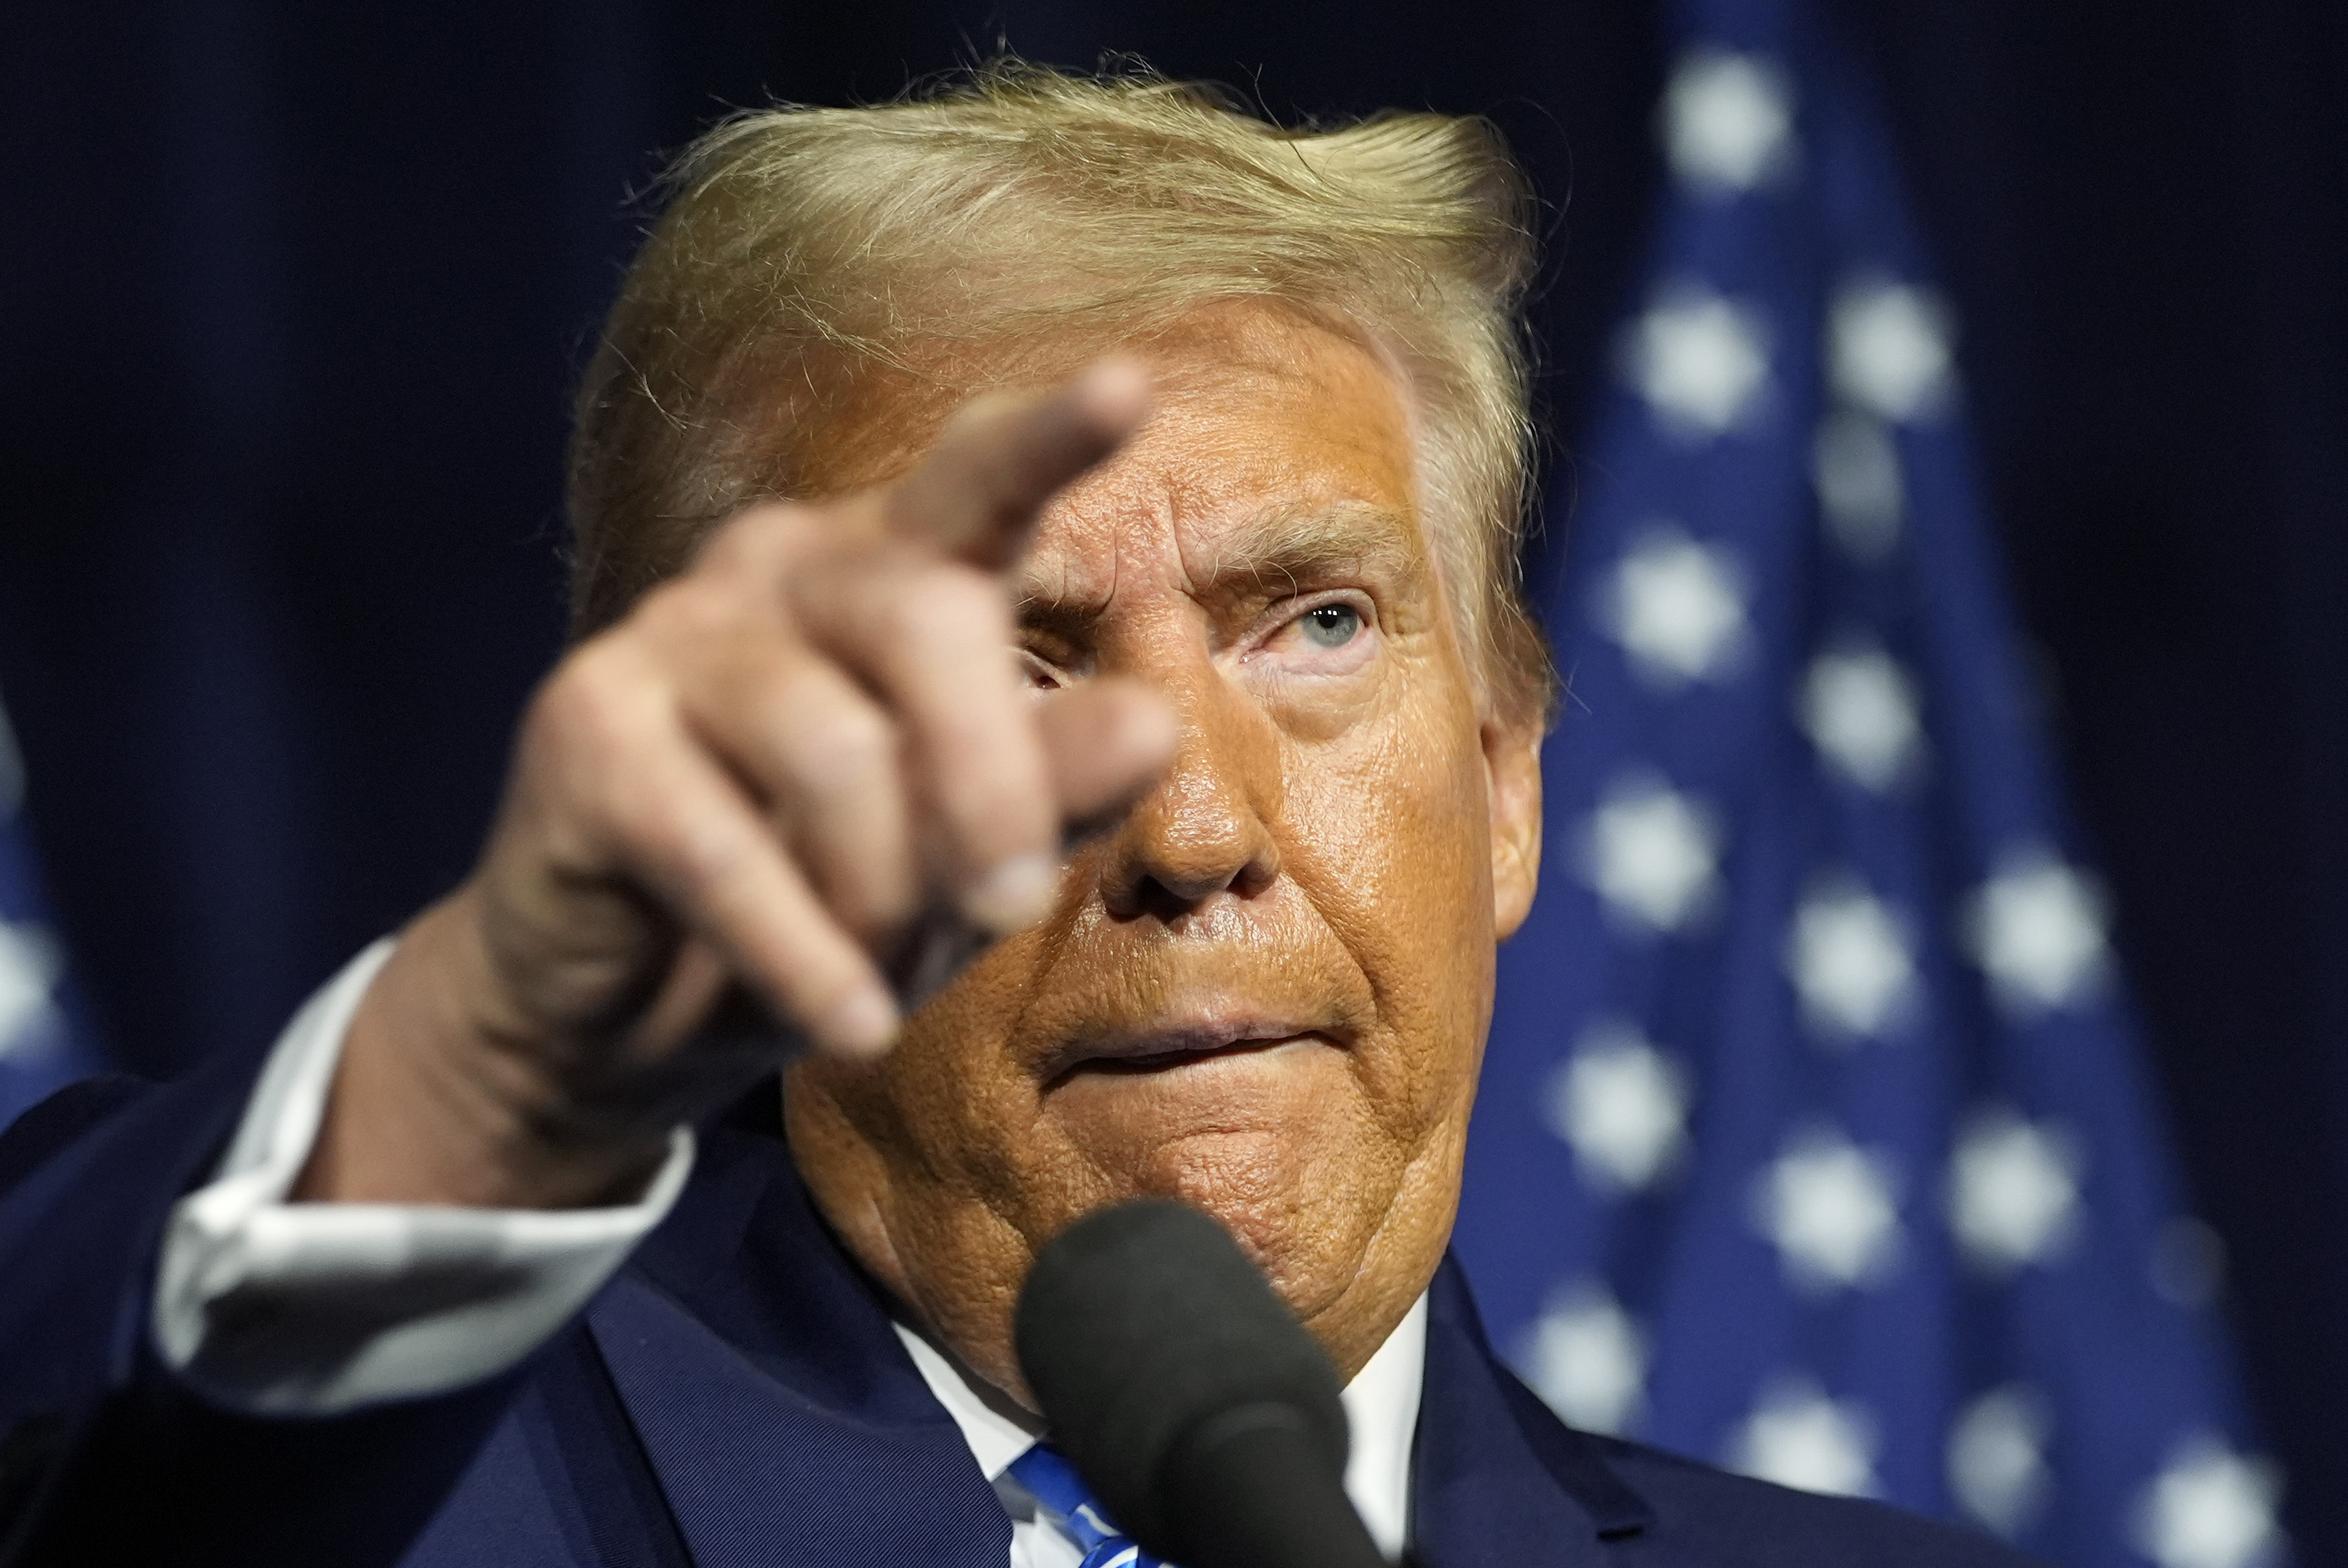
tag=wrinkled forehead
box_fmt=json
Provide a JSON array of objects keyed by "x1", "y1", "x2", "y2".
[
  {"x1": 1009, "y1": 307, "x2": 1431, "y2": 614},
  {"x1": 800, "y1": 298, "x2": 1420, "y2": 503}
]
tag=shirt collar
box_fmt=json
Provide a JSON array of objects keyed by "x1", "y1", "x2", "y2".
[
  {"x1": 892, "y1": 1290, "x2": 1428, "y2": 1559},
  {"x1": 892, "y1": 1320, "x2": 1043, "y2": 1480}
]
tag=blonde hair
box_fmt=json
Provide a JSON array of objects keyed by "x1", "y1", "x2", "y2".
[{"x1": 568, "y1": 62, "x2": 1554, "y2": 726}]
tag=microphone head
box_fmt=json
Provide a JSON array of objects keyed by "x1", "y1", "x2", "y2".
[{"x1": 1013, "y1": 1200, "x2": 1350, "y2": 1558}]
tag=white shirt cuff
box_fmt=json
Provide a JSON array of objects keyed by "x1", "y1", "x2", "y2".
[{"x1": 152, "y1": 938, "x2": 696, "y2": 1415}]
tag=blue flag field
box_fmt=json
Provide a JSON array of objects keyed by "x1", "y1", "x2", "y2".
[{"x1": 1455, "y1": 3, "x2": 2282, "y2": 1566}]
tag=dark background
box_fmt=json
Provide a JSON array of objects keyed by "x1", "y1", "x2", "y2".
[{"x1": 3, "y1": 0, "x2": 2342, "y2": 1555}]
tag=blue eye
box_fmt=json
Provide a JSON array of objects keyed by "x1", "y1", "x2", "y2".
[{"x1": 1300, "y1": 603, "x2": 1363, "y2": 649}]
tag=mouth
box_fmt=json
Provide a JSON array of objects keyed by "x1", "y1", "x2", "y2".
[{"x1": 1040, "y1": 1023, "x2": 1333, "y2": 1086}]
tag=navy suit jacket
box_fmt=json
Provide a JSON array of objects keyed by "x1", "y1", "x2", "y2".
[{"x1": 0, "y1": 1061, "x2": 2037, "y2": 1567}]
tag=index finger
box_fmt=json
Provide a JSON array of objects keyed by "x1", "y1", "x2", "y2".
[{"x1": 882, "y1": 359, "x2": 1152, "y2": 570}]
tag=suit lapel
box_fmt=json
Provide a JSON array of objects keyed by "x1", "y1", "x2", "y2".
[
  {"x1": 1412, "y1": 1258, "x2": 1654, "y2": 1566},
  {"x1": 586, "y1": 1127, "x2": 1009, "y2": 1568},
  {"x1": 576, "y1": 1125, "x2": 1655, "y2": 1568}
]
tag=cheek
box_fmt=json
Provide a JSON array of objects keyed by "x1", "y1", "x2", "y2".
[
  {"x1": 799, "y1": 926, "x2": 1061, "y2": 1193},
  {"x1": 1281, "y1": 693, "x2": 1496, "y2": 1102}
]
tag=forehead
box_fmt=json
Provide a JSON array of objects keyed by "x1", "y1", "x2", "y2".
[{"x1": 1017, "y1": 306, "x2": 1427, "y2": 609}]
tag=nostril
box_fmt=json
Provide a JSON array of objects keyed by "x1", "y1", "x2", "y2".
[
  {"x1": 1127, "y1": 876, "x2": 1204, "y2": 923},
  {"x1": 1104, "y1": 842, "x2": 1281, "y2": 923}
]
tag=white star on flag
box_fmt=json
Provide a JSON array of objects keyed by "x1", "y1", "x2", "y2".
[
  {"x1": 1604, "y1": 529, "x2": 1750, "y2": 688},
  {"x1": 1948, "y1": 1109, "x2": 2083, "y2": 1273},
  {"x1": 1525, "y1": 1283, "x2": 1648, "y2": 1436},
  {"x1": 1729, "y1": 1378, "x2": 1879, "y2": 1498},
  {"x1": 1961, "y1": 851, "x2": 2110, "y2": 1016},
  {"x1": 2132, "y1": 1438, "x2": 2284, "y2": 1568},
  {"x1": 1810, "y1": 411, "x2": 1905, "y2": 561},
  {"x1": 1829, "y1": 277, "x2": 1956, "y2": 424},
  {"x1": 1624, "y1": 288, "x2": 1772, "y2": 438},
  {"x1": 1752, "y1": 1127, "x2": 1904, "y2": 1292},
  {"x1": 1545, "y1": 1024, "x2": 1691, "y2": 1192},
  {"x1": 1947, "y1": 1384, "x2": 2054, "y2": 1539},
  {"x1": 1577, "y1": 773, "x2": 1723, "y2": 934},
  {"x1": 1784, "y1": 880, "x2": 1918, "y2": 1042},
  {"x1": 1799, "y1": 646, "x2": 1923, "y2": 791},
  {"x1": 0, "y1": 921, "x2": 62, "y2": 1062},
  {"x1": 1663, "y1": 50, "x2": 1796, "y2": 193}
]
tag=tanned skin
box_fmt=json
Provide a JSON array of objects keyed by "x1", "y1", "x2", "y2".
[{"x1": 299, "y1": 301, "x2": 1544, "y2": 1407}]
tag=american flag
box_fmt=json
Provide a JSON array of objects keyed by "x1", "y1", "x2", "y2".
[
  {"x1": 0, "y1": 690, "x2": 101, "y2": 1130},
  {"x1": 1455, "y1": 4, "x2": 2282, "y2": 1565}
]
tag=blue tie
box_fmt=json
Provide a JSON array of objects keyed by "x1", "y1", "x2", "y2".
[{"x1": 1004, "y1": 1444, "x2": 1172, "y2": 1568}]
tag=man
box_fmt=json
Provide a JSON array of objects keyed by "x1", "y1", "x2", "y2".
[{"x1": 0, "y1": 66, "x2": 2031, "y2": 1566}]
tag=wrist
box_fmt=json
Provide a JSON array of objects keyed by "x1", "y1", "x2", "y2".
[{"x1": 294, "y1": 895, "x2": 675, "y2": 1209}]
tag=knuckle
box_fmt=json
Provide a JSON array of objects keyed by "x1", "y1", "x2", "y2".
[
  {"x1": 880, "y1": 565, "x2": 1008, "y2": 648},
  {"x1": 794, "y1": 699, "x2": 894, "y2": 792},
  {"x1": 635, "y1": 573, "x2": 742, "y2": 644},
  {"x1": 530, "y1": 642, "x2": 647, "y2": 758}
]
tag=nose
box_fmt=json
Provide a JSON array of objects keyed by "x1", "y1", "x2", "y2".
[{"x1": 1093, "y1": 659, "x2": 1283, "y2": 921}]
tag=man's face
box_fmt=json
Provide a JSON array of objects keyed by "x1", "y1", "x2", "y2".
[{"x1": 788, "y1": 303, "x2": 1543, "y2": 1397}]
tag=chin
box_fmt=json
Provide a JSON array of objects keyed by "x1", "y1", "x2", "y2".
[{"x1": 1038, "y1": 1038, "x2": 1407, "y2": 1317}]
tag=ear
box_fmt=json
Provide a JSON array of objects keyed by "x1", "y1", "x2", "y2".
[{"x1": 1482, "y1": 714, "x2": 1544, "y2": 941}]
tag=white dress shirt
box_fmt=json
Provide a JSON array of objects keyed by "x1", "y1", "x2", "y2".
[
  {"x1": 152, "y1": 942, "x2": 1422, "y2": 1562},
  {"x1": 897, "y1": 1296, "x2": 1423, "y2": 1565},
  {"x1": 153, "y1": 940, "x2": 696, "y2": 1414}
]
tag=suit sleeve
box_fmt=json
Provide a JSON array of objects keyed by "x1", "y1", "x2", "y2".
[
  {"x1": 155, "y1": 940, "x2": 692, "y2": 1413},
  {"x1": 0, "y1": 944, "x2": 689, "y2": 1567}
]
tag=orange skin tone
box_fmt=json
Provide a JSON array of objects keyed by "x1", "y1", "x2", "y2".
[
  {"x1": 792, "y1": 307, "x2": 1544, "y2": 1395},
  {"x1": 302, "y1": 301, "x2": 1543, "y2": 1410}
]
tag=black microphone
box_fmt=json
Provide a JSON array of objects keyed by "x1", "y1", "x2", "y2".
[{"x1": 1013, "y1": 1200, "x2": 1392, "y2": 1568}]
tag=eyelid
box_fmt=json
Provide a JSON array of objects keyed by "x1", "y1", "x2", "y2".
[
  {"x1": 1265, "y1": 588, "x2": 1376, "y2": 639},
  {"x1": 1240, "y1": 590, "x2": 1380, "y2": 667}
]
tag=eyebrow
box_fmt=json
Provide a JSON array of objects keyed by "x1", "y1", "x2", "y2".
[
  {"x1": 1200, "y1": 501, "x2": 1421, "y2": 596},
  {"x1": 1015, "y1": 500, "x2": 1423, "y2": 623}
]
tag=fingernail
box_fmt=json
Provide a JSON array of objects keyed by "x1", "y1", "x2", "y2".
[
  {"x1": 819, "y1": 986, "x2": 899, "y2": 1060},
  {"x1": 1076, "y1": 359, "x2": 1152, "y2": 425},
  {"x1": 963, "y1": 851, "x2": 1060, "y2": 934}
]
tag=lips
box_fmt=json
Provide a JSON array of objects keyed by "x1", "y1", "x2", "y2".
[{"x1": 1037, "y1": 1021, "x2": 1333, "y2": 1085}]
